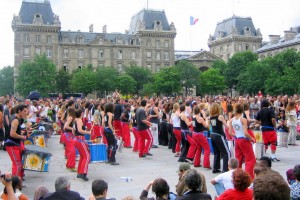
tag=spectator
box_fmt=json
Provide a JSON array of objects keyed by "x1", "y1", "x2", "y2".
[
  {"x1": 253, "y1": 170, "x2": 290, "y2": 200},
  {"x1": 217, "y1": 169, "x2": 252, "y2": 200},
  {"x1": 176, "y1": 163, "x2": 207, "y2": 197},
  {"x1": 211, "y1": 158, "x2": 238, "y2": 196},
  {"x1": 89, "y1": 179, "x2": 116, "y2": 200},
  {"x1": 0, "y1": 171, "x2": 16, "y2": 200},
  {"x1": 175, "y1": 169, "x2": 212, "y2": 200},
  {"x1": 290, "y1": 164, "x2": 300, "y2": 200},
  {"x1": 0, "y1": 175, "x2": 28, "y2": 200},
  {"x1": 286, "y1": 168, "x2": 296, "y2": 185},
  {"x1": 43, "y1": 176, "x2": 84, "y2": 200},
  {"x1": 33, "y1": 185, "x2": 49, "y2": 200},
  {"x1": 140, "y1": 178, "x2": 170, "y2": 200},
  {"x1": 257, "y1": 156, "x2": 272, "y2": 168}
]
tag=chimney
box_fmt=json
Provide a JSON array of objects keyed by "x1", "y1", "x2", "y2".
[
  {"x1": 102, "y1": 25, "x2": 107, "y2": 33},
  {"x1": 89, "y1": 24, "x2": 93, "y2": 32},
  {"x1": 284, "y1": 30, "x2": 296, "y2": 41},
  {"x1": 268, "y1": 35, "x2": 280, "y2": 44}
]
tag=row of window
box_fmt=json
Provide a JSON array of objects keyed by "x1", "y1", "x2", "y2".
[
  {"x1": 147, "y1": 39, "x2": 169, "y2": 48},
  {"x1": 23, "y1": 47, "x2": 52, "y2": 57},
  {"x1": 212, "y1": 44, "x2": 257, "y2": 54},
  {"x1": 24, "y1": 35, "x2": 52, "y2": 44}
]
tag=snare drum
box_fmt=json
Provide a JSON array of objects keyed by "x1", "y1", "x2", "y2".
[
  {"x1": 253, "y1": 143, "x2": 265, "y2": 160},
  {"x1": 89, "y1": 143, "x2": 107, "y2": 162},
  {"x1": 254, "y1": 130, "x2": 263, "y2": 143},
  {"x1": 29, "y1": 132, "x2": 46, "y2": 148},
  {"x1": 277, "y1": 131, "x2": 288, "y2": 148},
  {"x1": 22, "y1": 145, "x2": 52, "y2": 172}
]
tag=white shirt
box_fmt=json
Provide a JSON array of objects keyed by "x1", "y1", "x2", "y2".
[
  {"x1": 29, "y1": 105, "x2": 38, "y2": 123},
  {"x1": 214, "y1": 169, "x2": 234, "y2": 190}
]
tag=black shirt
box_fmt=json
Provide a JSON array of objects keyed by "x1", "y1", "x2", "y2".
[
  {"x1": 256, "y1": 107, "x2": 275, "y2": 131},
  {"x1": 74, "y1": 121, "x2": 85, "y2": 136},
  {"x1": 3, "y1": 107, "x2": 10, "y2": 127},
  {"x1": 136, "y1": 107, "x2": 148, "y2": 131},
  {"x1": 7, "y1": 116, "x2": 22, "y2": 145},
  {"x1": 210, "y1": 115, "x2": 225, "y2": 136},
  {"x1": 149, "y1": 107, "x2": 159, "y2": 124},
  {"x1": 192, "y1": 116, "x2": 205, "y2": 132},
  {"x1": 114, "y1": 104, "x2": 123, "y2": 120},
  {"x1": 121, "y1": 110, "x2": 130, "y2": 123},
  {"x1": 180, "y1": 117, "x2": 189, "y2": 130}
]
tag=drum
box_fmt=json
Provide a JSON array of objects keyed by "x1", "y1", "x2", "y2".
[
  {"x1": 253, "y1": 143, "x2": 265, "y2": 160},
  {"x1": 29, "y1": 132, "x2": 46, "y2": 148},
  {"x1": 22, "y1": 145, "x2": 52, "y2": 172},
  {"x1": 277, "y1": 131, "x2": 288, "y2": 148},
  {"x1": 254, "y1": 130, "x2": 263, "y2": 143},
  {"x1": 84, "y1": 134, "x2": 91, "y2": 141},
  {"x1": 89, "y1": 144, "x2": 107, "y2": 163}
]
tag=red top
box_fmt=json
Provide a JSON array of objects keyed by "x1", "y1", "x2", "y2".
[{"x1": 217, "y1": 188, "x2": 253, "y2": 200}]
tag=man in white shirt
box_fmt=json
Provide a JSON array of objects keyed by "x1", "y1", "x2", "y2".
[{"x1": 211, "y1": 157, "x2": 239, "y2": 196}]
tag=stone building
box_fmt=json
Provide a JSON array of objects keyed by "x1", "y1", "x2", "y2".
[
  {"x1": 208, "y1": 15, "x2": 262, "y2": 62},
  {"x1": 12, "y1": 0, "x2": 176, "y2": 80},
  {"x1": 255, "y1": 26, "x2": 300, "y2": 58}
]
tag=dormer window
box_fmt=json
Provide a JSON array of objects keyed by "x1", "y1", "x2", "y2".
[
  {"x1": 78, "y1": 36, "x2": 83, "y2": 43},
  {"x1": 36, "y1": 14, "x2": 40, "y2": 18},
  {"x1": 117, "y1": 37, "x2": 123, "y2": 44}
]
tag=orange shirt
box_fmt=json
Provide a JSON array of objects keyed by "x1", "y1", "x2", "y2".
[{"x1": 221, "y1": 101, "x2": 227, "y2": 113}]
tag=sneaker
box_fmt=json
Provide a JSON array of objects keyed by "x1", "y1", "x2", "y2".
[
  {"x1": 212, "y1": 169, "x2": 222, "y2": 174},
  {"x1": 110, "y1": 162, "x2": 120, "y2": 165},
  {"x1": 272, "y1": 158, "x2": 280, "y2": 162},
  {"x1": 152, "y1": 145, "x2": 158, "y2": 148},
  {"x1": 146, "y1": 153, "x2": 153, "y2": 156},
  {"x1": 81, "y1": 174, "x2": 89, "y2": 181},
  {"x1": 139, "y1": 154, "x2": 146, "y2": 158},
  {"x1": 77, "y1": 174, "x2": 83, "y2": 178},
  {"x1": 185, "y1": 158, "x2": 193, "y2": 164},
  {"x1": 174, "y1": 153, "x2": 180, "y2": 157}
]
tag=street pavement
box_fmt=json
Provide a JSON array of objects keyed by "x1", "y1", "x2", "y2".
[{"x1": 0, "y1": 133, "x2": 299, "y2": 200}]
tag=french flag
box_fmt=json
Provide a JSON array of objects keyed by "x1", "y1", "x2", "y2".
[{"x1": 190, "y1": 16, "x2": 199, "y2": 25}]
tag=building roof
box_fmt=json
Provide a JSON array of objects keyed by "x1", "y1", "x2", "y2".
[
  {"x1": 211, "y1": 15, "x2": 258, "y2": 40},
  {"x1": 19, "y1": 0, "x2": 55, "y2": 25},
  {"x1": 128, "y1": 9, "x2": 170, "y2": 34}
]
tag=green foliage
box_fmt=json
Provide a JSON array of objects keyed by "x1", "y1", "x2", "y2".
[
  {"x1": 124, "y1": 66, "x2": 153, "y2": 94},
  {"x1": 70, "y1": 67, "x2": 96, "y2": 95},
  {"x1": 152, "y1": 66, "x2": 181, "y2": 96},
  {"x1": 211, "y1": 60, "x2": 227, "y2": 76},
  {"x1": 0, "y1": 66, "x2": 14, "y2": 96},
  {"x1": 56, "y1": 69, "x2": 71, "y2": 93},
  {"x1": 95, "y1": 67, "x2": 119, "y2": 94},
  {"x1": 16, "y1": 54, "x2": 56, "y2": 97},
  {"x1": 116, "y1": 74, "x2": 136, "y2": 95},
  {"x1": 199, "y1": 68, "x2": 226, "y2": 95}
]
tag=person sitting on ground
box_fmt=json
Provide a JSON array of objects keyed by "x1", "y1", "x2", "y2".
[
  {"x1": 140, "y1": 178, "x2": 170, "y2": 200},
  {"x1": 211, "y1": 158, "x2": 238, "y2": 196},
  {"x1": 290, "y1": 164, "x2": 300, "y2": 200},
  {"x1": 253, "y1": 170, "x2": 290, "y2": 200},
  {"x1": 43, "y1": 176, "x2": 84, "y2": 200},
  {"x1": 217, "y1": 168, "x2": 252, "y2": 200},
  {"x1": 286, "y1": 168, "x2": 296, "y2": 185},
  {"x1": 175, "y1": 169, "x2": 212, "y2": 200},
  {"x1": 88, "y1": 179, "x2": 116, "y2": 200},
  {"x1": 0, "y1": 171, "x2": 18, "y2": 200},
  {"x1": 33, "y1": 185, "x2": 49, "y2": 200},
  {"x1": 175, "y1": 163, "x2": 207, "y2": 197},
  {"x1": 257, "y1": 156, "x2": 272, "y2": 168},
  {"x1": 0, "y1": 175, "x2": 28, "y2": 200}
]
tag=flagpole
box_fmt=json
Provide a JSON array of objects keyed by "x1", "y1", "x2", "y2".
[{"x1": 190, "y1": 24, "x2": 192, "y2": 55}]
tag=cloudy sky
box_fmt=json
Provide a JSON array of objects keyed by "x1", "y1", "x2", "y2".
[{"x1": 1, "y1": 0, "x2": 300, "y2": 68}]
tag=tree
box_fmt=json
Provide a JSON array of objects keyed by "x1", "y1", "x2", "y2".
[
  {"x1": 175, "y1": 60, "x2": 200, "y2": 97},
  {"x1": 225, "y1": 51, "x2": 258, "y2": 91},
  {"x1": 70, "y1": 67, "x2": 96, "y2": 95},
  {"x1": 0, "y1": 66, "x2": 14, "y2": 96},
  {"x1": 152, "y1": 66, "x2": 181, "y2": 96},
  {"x1": 211, "y1": 59, "x2": 227, "y2": 76},
  {"x1": 16, "y1": 54, "x2": 56, "y2": 97},
  {"x1": 199, "y1": 68, "x2": 226, "y2": 95},
  {"x1": 95, "y1": 67, "x2": 119, "y2": 95},
  {"x1": 124, "y1": 66, "x2": 153, "y2": 94},
  {"x1": 116, "y1": 74, "x2": 136, "y2": 95},
  {"x1": 55, "y1": 69, "x2": 71, "y2": 93}
]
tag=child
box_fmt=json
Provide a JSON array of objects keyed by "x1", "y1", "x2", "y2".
[{"x1": 277, "y1": 119, "x2": 288, "y2": 132}]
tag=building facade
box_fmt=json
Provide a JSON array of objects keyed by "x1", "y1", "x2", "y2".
[
  {"x1": 12, "y1": 0, "x2": 176, "y2": 79},
  {"x1": 255, "y1": 26, "x2": 300, "y2": 58},
  {"x1": 208, "y1": 15, "x2": 262, "y2": 62}
]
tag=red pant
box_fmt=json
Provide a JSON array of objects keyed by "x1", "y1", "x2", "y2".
[
  {"x1": 121, "y1": 122, "x2": 131, "y2": 147},
  {"x1": 186, "y1": 134, "x2": 196, "y2": 160},
  {"x1": 64, "y1": 132, "x2": 76, "y2": 168},
  {"x1": 132, "y1": 127, "x2": 140, "y2": 152},
  {"x1": 193, "y1": 132, "x2": 210, "y2": 168},
  {"x1": 74, "y1": 136, "x2": 90, "y2": 175},
  {"x1": 235, "y1": 138, "x2": 256, "y2": 179},
  {"x1": 6, "y1": 146, "x2": 24, "y2": 178},
  {"x1": 262, "y1": 130, "x2": 277, "y2": 151},
  {"x1": 173, "y1": 128, "x2": 181, "y2": 153},
  {"x1": 138, "y1": 129, "x2": 153, "y2": 157},
  {"x1": 113, "y1": 120, "x2": 122, "y2": 138},
  {"x1": 91, "y1": 125, "x2": 101, "y2": 140}
]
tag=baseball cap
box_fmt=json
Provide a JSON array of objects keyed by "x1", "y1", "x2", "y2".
[{"x1": 178, "y1": 163, "x2": 191, "y2": 172}]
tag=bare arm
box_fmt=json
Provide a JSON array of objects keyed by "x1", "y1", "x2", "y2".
[
  {"x1": 218, "y1": 115, "x2": 229, "y2": 129},
  {"x1": 196, "y1": 116, "x2": 208, "y2": 128},
  {"x1": 63, "y1": 116, "x2": 74, "y2": 132},
  {"x1": 108, "y1": 113, "x2": 114, "y2": 131},
  {"x1": 76, "y1": 119, "x2": 91, "y2": 135},
  {"x1": 181, "y1": 114, "x2": 192, "y2": 126},
  {"x1": 228, "y1": 119, "x2": 236, "y2": 137},
  {"x1": 10, "y1": 119, "x2": 25, "y2": 140}
]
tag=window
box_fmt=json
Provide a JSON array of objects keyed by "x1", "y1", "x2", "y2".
[
  {"x1": 47, "y1": 36, "x2": 52, "y2": 44},
  {"x1": 63, "y1": 64, "x2": 68, "y2": 72},
  {"x1": 131, "y1": 51, "x2": 136, "y2": 59},
  {"x1": 164, "y1": 52, "x2": 169, "y2": 60},
  {"x1": 156, "y1": 52, "x2": 160, "y2": 60},
  {"x1": 24, "y1": 35, "x2": 29, "y2": 43},
  {"x1": 99, "y1": 37, "x2": 103, "y2": 45},
  {"x1": 36, "y1": 35, "x2": 40, "y2": 43},
  {"x1": 118, "y1": 50, "x2": 123, "y2": 59},
  {"x1": 130, "y1": 39, "x2": 135, "y2": 45},
  {"x1": 64, "y1": 49, "x2": 69, "y2": 58},
  {"x1": 46, "y1": 48, "x2": 52, "y2": 57},
  {"x1": 117, "y1": 37, "x2": 123, "y2": 44},
  {"x1": 252, "y1": 45, "x2": 256, "y2": 51},
  {"x1": 147, "y1": 64, "x2": 152, "y2": 70},
  {"x1": 147, "y1": 39, "x2": 151, "y2": 47},
  {"x1": 78, "y1": 49, "x2": 83, "y2": 58},
  {"x1": 147, "y1": 51, "x2": 151, "y2": 60},
  {"x1": 156, "y1": 40, "x2": 160, "y2": 48},
  {"x1": 238, "y1": 44, "x2": 242, "y2": 51},
  {"x1": 99, "y1": 49, "x2": 104, "y2": 59},
  {"x1": 98, "y1": 63, "x2": 104, "y2": 67},
  {"x1": 78, "y1": 37, "x2": 83, "y2": 43},
  {"x1": 64, "y1": 36, "x2": 68, "y2": 43},
  {"x1": 35, "y1": 48, "x2": 41, "y2": 55},
  {"x1": 245, "y1": 44, "x2": 249, "y2": 50},
  {"x1": 156, "y1": 64, "x2": 161, "y2": 72},
  {"x1": 117, "y1": 63, "x2": 123, "y2": 72},
  {"x1": 24, "y1": 47, "x2": 29, "y2": 57},
  {"x1": 78, "y1": 64, "x2": 83, "y2": 70},
  {"x1": 164, "y1": 40, "x2": 169, "y2": 48}
]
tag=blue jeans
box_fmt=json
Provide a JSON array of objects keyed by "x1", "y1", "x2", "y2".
[{"x1": 214, "y1": 182, "x2": 225, "y2": 196}]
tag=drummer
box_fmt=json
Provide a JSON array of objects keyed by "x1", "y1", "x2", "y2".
[
  {"x1": 74, "y1": 109, "x2": 91, "y2": 181},
  {"x1": 5, "y1": 104, "x2": 28, "y2": 180}
]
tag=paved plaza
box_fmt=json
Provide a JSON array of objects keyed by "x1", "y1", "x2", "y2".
[{"x1": 0, "y1": 134, "x2": 299, "y2": 199}]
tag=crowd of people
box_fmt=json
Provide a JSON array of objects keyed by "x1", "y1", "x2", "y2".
[{"x1": 0, "y1": 92, "x2": 300, "y2": 199}]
